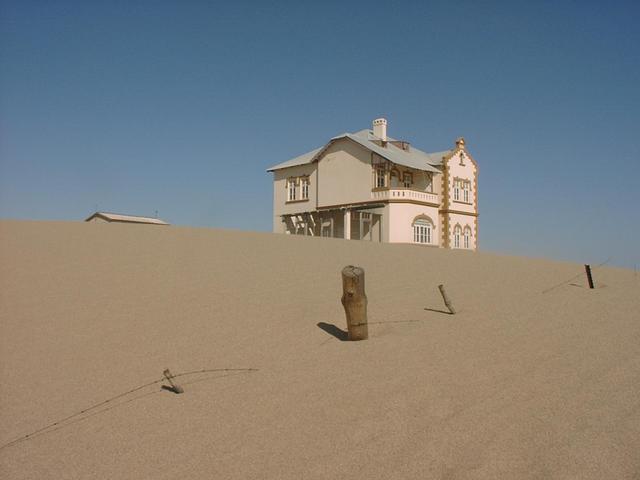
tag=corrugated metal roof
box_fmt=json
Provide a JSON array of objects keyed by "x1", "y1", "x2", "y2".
[
  {"x1": 85, "y1": 212, "x2": 169, "y2": 225},
  {"x1": 266, "y1": 128, "x2": 452, "y2": 173}
]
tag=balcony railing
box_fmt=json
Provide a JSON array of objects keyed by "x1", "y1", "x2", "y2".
[{"x1": 372, "y1": 188, "x2": 439, "y2": 204}]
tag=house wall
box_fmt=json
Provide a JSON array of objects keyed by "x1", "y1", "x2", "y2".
[
  {"x1": 272, "y1": 163, "x2": 317, "y2": 233},
  {"x1": 387, "y1": 203, "x2": 440, "y2": 246},
  {"x1": 447, "y1": 212, "x2": 477, "y2": 250},
  {"x1": 317, "y1": 139, "x2": 373, "y2": 208},
  {"x1": 445, "y1": 151, "x2": 477, "y2": 214},
  {"x1": 441, "y1": 150, "x2": 478, "y2": 249}
]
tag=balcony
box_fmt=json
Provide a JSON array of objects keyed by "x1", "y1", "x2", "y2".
[{"x1": 372, "y1": 188, "x2": 439, "y2": 204}]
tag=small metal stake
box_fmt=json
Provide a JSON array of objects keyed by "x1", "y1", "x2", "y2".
[
  {"x1": 584, "y1": 264, "x2": 595, "y2": 289},
  {"x1": 163, "y1": 369, "x2": 184, "y2": 394}
]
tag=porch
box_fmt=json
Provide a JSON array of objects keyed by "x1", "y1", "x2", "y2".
[{"x1": 281, "y1": 207, "x2": 383, "y2": 241}]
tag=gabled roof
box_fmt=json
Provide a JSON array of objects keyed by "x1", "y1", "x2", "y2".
[
  {"x1": 85, "y1": 212, "x2": 169, "y2": 225},
  {"x1": 267, "y1": 128, "x2": 452, "y2": 173}
]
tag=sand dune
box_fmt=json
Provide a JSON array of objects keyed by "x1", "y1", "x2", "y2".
[{"x1": 1, "y1": 220, "x2": 639, "y2": 479}]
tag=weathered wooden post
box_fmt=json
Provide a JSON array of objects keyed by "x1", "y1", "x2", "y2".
[
  {"x1": 584, "y1": 264, "x2": 595, "y2": 289},
  {"x1": 163, "y1": 369, "x2": 184, "y2": 394},
  {"x1": 341, "y1": 265, "x2": 368, "y2": 341},
  {"x1": 438, "y1": 284, "x2": 456, "y2": 314}
]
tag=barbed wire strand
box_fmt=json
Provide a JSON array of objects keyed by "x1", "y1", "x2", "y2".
[
  {"x1": 541, "y1": 257, "x2": 611, "y2": 294},
  {"x1": 0, "y1": 367, "x2": 257, "y2": 451}
]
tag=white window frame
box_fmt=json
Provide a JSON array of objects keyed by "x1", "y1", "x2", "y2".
[
  {"x1": 413, "y1": 218, "x2": 433, "y2": 244},
  {"x1": 375, "y1": 167, "x2": 386, "y2": 188},
  {"x1": 300, "y1": 177, "x2": 309, "y2": 200},
  {"x1": 454, "y1": 225, "x2": 462, "y2": 248},
  {"x1": 287, "y1": 178, "x2": 297, "y2": 202},
  {"x1": 463, "y1": 181, "x2": 470, "y2": 203},
  {"x1": 453, "y1": 180, "x2": 460, "y2": 201},
  {"x1": 463, "y1": 227, "x2": 471, "y2": 249},
  {"x1": 403, "y1": 172, "x2": 412, "y2": 188}
]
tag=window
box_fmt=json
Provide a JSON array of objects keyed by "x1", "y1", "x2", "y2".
[
  {"x1": 375, "y1": 167, "x2": 386, "y2": 188},
  {"x1": 403, "y1": 172, "x2": 412, "y2": 188},
  {"x1": 301, "y1": 177, "x2": 309, "y2": 200},
  {"x1": 287, "y1": 178, "x2": 297, "y2": 202},
  {"x1": 453, "y1": 180, "x2": 460, "y2": 201},
  {"x1": 453, "y1": 179, "x2": 471, "y2": 203},
  {"x1": 454, "y1": 225, "x2": 462, "y2": 248},
  {"x1": 425, "y1": 173, "x2": 433, "y2": 192},
  {"x1": 459, "y1": 152, "x2": 466, "y2": 166},
  {"x1": 463, "y1": 227, "x2": 471, "y2": 249},
  {"x1": 413, "y1": 218, "x2": 433, "y2": 244}
]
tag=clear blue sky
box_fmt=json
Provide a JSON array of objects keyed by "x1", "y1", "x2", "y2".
[{"x1": 1, "y1": 1, "x2": 638, "y2": 268}]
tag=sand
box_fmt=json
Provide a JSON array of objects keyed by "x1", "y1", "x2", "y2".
[{"x1": 1, "y1": 220, "x2": 639, "y2": 479}]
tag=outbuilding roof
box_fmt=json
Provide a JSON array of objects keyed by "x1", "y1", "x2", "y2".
[
  {"x1": 267, "y1": 128, "x2": 452, "y2": 173},
  {"x1": 85, "y1": 212, "x2": 169, "y2": 225}
]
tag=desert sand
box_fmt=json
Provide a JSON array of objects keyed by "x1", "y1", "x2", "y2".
[{"x1": 1, "y1": 220, "x2": 639, "y2": 479}]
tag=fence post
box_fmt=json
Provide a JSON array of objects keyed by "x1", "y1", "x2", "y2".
[
  {"x1": 584, "y1": 264, "x2": 595, "y2": 289},
  {"x1": 438, "y1": 284, "x2": 456, "y2": 314},
  {"x1": 341, "y1": 266, "x2": 368, "y2": 340},
  {"x1": 163, "y1": 369, "x2": 184, "y2": 394}
]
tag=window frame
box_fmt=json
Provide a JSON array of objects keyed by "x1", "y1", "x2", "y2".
[
  {"x1": 286, "y1": 178, "x2": 297, "y2": 202},
  {"x1": 300, "y1": 176, "x2": 309, "y2": 200},
  {"x1": 413, "y1": 218, "x2": 433, "y2": 245},
  {"x1": 403, "y1": 172, "x2": 413, "y2": 188}
]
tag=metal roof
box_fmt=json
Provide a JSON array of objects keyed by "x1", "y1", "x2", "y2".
[
  {"x1": 266, "y1": 128, "x2": 452, "y2": 173},
  {"x1": 85, "y1": 212, "x2": 169, "y2": 225}
]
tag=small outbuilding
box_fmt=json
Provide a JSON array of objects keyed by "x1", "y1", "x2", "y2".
[{"x1": 84, "y1": 212, "x2": 169, "y2": 225}]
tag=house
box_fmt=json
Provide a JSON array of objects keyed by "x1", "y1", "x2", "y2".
[
  {"x1": 266, "y1": 118, "x2": 478, "y2": 250},
  {"x1": 84, "y1": 212, "x2": 169, "y2": 225}
]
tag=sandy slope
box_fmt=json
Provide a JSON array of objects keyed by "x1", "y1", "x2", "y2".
[{"x1": 0, "y1": 220, "x2": 638, "y2": 479}]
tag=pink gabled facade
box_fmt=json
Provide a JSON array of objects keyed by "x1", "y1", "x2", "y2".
[{"x1": 267, "y1": 119, "x2": 478, "y2": 250}]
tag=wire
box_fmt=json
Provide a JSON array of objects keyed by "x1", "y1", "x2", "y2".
[
  {"x1": 541, "y1": 257, "x2": 611, "y2": 294},
  {"x1": 0, "y1": 368, "x2": 257, "y2": 451}
]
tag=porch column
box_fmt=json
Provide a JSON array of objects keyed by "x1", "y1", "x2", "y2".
[{"x1": 344, "y1": 209, "x2": 351, "y2": 240}]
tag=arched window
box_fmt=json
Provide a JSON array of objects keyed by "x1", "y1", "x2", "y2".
[
  {"x1": 453, "y1": 225, "x2": 462, "y2": 248},
  {"x1": 413, "y1": 217, "x2": 433, "y2": 244},
  {"x1": 463, "y1": 227, "x2": 472, "y2": 249}
]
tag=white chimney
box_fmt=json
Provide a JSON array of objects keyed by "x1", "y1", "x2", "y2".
[{"x1": 372, "y1": 118, "x2": 387, "y2": 142}]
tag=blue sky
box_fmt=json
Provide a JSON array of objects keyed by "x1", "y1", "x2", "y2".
[{"x1": 1, "y1": 0, "x2": 638, "y2": 268}]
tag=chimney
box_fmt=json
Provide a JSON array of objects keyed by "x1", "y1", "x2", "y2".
[{"x1": 372, "y1": 118, "x2": 387, "y2": 142}]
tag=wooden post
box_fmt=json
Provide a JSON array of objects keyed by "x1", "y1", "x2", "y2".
[
  {"x1": 341, "y1": 265, "x2": 368, "y2": 340},
  {"x1": 163, "y1": 369, "x2": 184, "y2": 394},
  {"x1": 584, "y1": 264, "x2": 594, "y2": 289},
  {"x1": 438, "y1": 284, "x2": 456, "y2": 314}
]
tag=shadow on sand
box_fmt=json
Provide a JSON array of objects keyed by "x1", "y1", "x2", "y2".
[
  {"x1": 317, "y1": 322, "x2": 349, "y2": 341},
  {"x1": 423, "y1": 307, "x2": 454, "y2": 315}
]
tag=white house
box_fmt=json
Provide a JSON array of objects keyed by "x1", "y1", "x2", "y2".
[{"x1": 267, "y1": 118, "x2": 478, "y2": 250}]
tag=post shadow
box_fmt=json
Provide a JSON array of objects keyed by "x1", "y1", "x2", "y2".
[
  {"x1": 317, "y1": 322, "x2": 349, "y2": 341},
  {"x1": 423, "y1": 307, "x2": 455, "y2": 315}
]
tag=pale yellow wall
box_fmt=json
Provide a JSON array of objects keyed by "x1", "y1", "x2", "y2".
[
  {"x1": 441, "y1": 149, "x2": 478, "y2": 250},
  {"x1": 447, "y1": 212, "x2": 476, "y2": 250},
  {"x1": 317, "y1": 139, "x2": 373, "y2": 208},
  {"x1": 445, "y1": 151, "x2": 477, "y2": 214},
  {"x1": 272, "y1": 163, "x2": 317, "y2": 232},
  {"x1": 387, "y1": 203, "x2": 440, "y2": 245}
]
